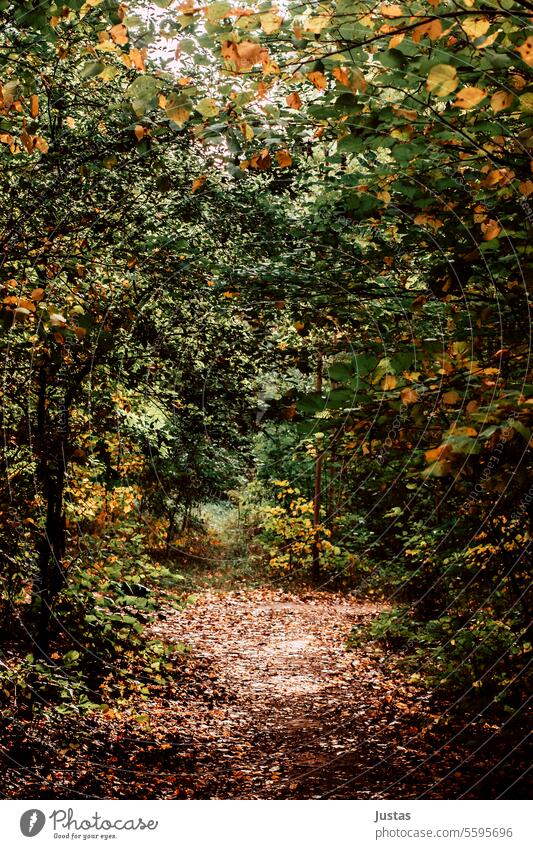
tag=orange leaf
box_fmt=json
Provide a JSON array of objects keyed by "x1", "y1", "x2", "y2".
[
  {"x1": 109, "y1": 23, "x2": 128, "y2": 45},
  {"x1": 490, "y1": 90, "x2": 514, "y2": 113},
  {"x1": 380, "y1": 3, "x2": 404, "y2": 18},
  {"x1": 400, "y1": 387, "x2": 419, "y2": 405},
  {"x1": 275, "y1": 149, "x2": 292, "y2": 168},
  {"x1": 307, "y1": 71, "x2": 327, "y2": 90},
  {"x1": 442, "y1": 390, "x2": 460, "y2": 405},
  {"x1": 333, "y1": 67, "x2": 350, "y2": 87},
  {"x1": 481, "y1": 219, "x2": 501, "y2": 240},
  {"x1": 192, "y1": 175, "x2": 207, "y2": 193},
  {"x1": 250, "y1": 149, "x2": 271, "y2": 170},
  {"x1": 286, "y1": 92, "x2": 302, "y2": 110},
  {"x1": 30, "y1": 94, "x2": 39, "y2": 118},
  {"x1": 129, "y1": 47, "x2": 146, "y2": 71},
  {"x1": 453, "y1": 86, "x2": 486, "y2": 109},
  {"x1": 517, "y1": 36, "x2": 533, "y2": 66}
]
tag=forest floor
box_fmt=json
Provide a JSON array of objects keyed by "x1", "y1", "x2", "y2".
[{"x1": 3, "y1": 581, "x2": 529, "y2": 799}]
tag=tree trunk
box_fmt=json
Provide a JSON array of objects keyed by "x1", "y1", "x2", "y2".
[
  {"x1": 311, "y1": 354, "x2": 323, "y2": 584},
  {"x1": 165, "y1": 508, "x2": 177, "y2": 557},
  {"x1": 35, "y1": 468, "x2": 66, "y2": 659},
  {"x1": 33, "y1": 368, "x2": 68, "y2": 659}
]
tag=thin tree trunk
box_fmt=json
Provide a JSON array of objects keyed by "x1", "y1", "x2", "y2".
[
  {"x1": 33, "y1": 368, "x2": 68, "y2": 659},
  {"x1": 311, "y1": 354, "x2": 323, "y2": 584}
]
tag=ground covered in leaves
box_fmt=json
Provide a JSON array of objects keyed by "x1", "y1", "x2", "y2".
[{"x1": 2, "y1": 587, "x2": 530, "y2": 800}]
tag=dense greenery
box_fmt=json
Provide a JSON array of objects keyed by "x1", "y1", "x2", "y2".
[{"x1": 0, "y1": 0, "x2": 531, "y2": 736}]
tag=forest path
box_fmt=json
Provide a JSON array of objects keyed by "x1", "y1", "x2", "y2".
[{"x1": 150, "y1": 588, "x2": 434, "y2": 799}]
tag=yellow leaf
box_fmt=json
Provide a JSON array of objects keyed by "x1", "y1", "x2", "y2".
[
  {"x1": 426, "y1": 64, "x2": 458, "y2": 96},
  {"x1": 134, "y1": 125, "x2": 147, "y2": 141},
  {"x1": 476, "y1": 30, "x2": 500, "y2": 49},
  {"x1": 165, "y1": 94, "x2": 191, "y2": 126},
  {"x1": 453, "y1": 86, "x2": 486, "y2": 109},
  {"x1": 382, "y1": 374, "x2": 397, "y2": 391},
  {"x1": 260, "y1": 10, "x2": 283, "y2": 34},
  {"x1": 304, "y1": 13, "x2": 331, "y2": 33},
  {"x1": 520, "y1": 92, "x2": 533, "y2": 114},
  {"x1": 460, "y1": 17, "x2": 490, "y2": 40},
  {"x1": 240, "y1": 122, "x2": 254, "y2": 141},
  {"x1": 276, "y1": 149, "x2": 292, "y2": 168},
  {"x1": 491, "y1": 90, "x2": 514, "y2": 113}
]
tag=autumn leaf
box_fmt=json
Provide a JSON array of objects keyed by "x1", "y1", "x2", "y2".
[
  {"x1": 426, "y1": 64, "x2": 458, "y2": 96},
  {"x1": 129, "y1": 48, "x2": 146, "y2": 71},
  {"x1": 333, "y1": 67, "x2": 351, "y2": 87},
  {"x1": 286, "y1": 92, "x2": 302, "y2": 110},
  {"x1": 481, "y1": 219, "x2": 501, "y2": 241},
  {"x1": 275, "y1": 149, "x2": 292, "y2": 168},
  {"x1": 222, "y1": 40, "x2": 267, "y2": 71},
  {"x1": 401, "y1": 387, "x2": 419, "y2": 405},
  {"x1": 260, "y1": 10, "x2": 283, "y2": 34},
  {"x1": 165, "y1": 94, "x2": 191, "y2": 126},
  {"x1": 414, "y1": 213, "x2": 443, "y2": 230},
  {"x1": 307, "y1": 71, "x2": 327, "y2": 90},
  {"x1": 304, "y1": 13, "x2": 331, "y2": 33},
  {"x1": 442, "y1": 391, "x2": 460, "y2": 405},
  {"x1": 491, "y1": 91, "x2": 514, "y2": 113},
  {"x1": 517, "y1": 36, "x2": 533, "y2": 66},
  {"x1": 109, "y1": 23, "x2": 128, "y2": 45},
  {"x1": 196, "y1": 98, "x2": 219, "y2": 118},
  {"x1": 413, "y1": 20, "x2": 442, "y2": 42},
  {"x1": 250, "y1": 148, "x2": 271, "y2": 170},
  {"x1": 454, "y1": 87, "x2": 486, "y2": 109},
  {"x1": 30, "y1": 94, "x2": 39, "y2": 118},
  {"x1": 460, "y1": 17, "x2": 490, "y2": 40},
  {"x1": 380, "y1": 3, "x2": 404, "y2": 18},
  {"x1": 191, "y1": 175, "x2": 207, "y2": 193},
  {"x1": 382, "y1": 374, "x2": 397, "y2": 391}
]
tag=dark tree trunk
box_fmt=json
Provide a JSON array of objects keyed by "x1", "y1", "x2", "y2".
[
  {"x1": 33, "y1": 367, "x2": 68, "y2": 660},
  {"x1": 311, "y1": 354, "x2": 323, "y2": 585}
]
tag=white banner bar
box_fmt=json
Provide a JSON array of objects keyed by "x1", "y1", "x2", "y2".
[{"x1": 0, "y1": 800, "x2": 529, "y2": 849}]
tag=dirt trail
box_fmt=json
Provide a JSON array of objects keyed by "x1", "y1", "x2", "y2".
[
  {"x1": 151, "y1": 588, "x2": 435, "y2": 799},
  {"x1": 3, "y1": 587, "x2": 527, "y2": 799}
]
